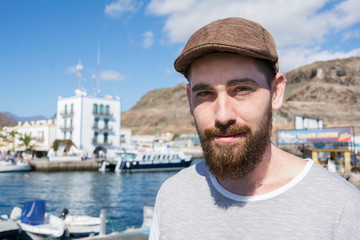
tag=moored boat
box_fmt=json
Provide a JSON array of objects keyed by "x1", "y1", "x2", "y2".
[
  {"x1": 0, "y1": 218, "x2": 19, "y2": 239},
  {"x1": 14, "y1": 200, "x2": 65, "y2": 238},
  {"x1": 101, "y1": 148, "x2": 192, "y2": 172},
  {"x1": 0, "y1": 159, "x2": 31, "y2": 173},
  {"x1": 61, "y1": 208, "x2": 102, "y2": 236}
]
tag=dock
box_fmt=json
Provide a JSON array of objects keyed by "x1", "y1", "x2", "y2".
[{"x1": 29, "y1": 159, "x2": 100, "y2": 171}]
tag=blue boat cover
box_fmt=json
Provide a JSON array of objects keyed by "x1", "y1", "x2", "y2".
[{"x1": 21, "y1": 200, "x2": 46, "y2": 225}]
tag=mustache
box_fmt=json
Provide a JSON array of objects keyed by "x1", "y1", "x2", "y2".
[{"x1": 204, "y1": 124, "x2": 251, "y2": 139}]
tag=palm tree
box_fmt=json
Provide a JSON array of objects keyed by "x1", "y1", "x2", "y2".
[
  {"x1": 0, "y1": 133, "x2": 6, "y2": 141},
  {"x1": 19, "y1": 133, "x2": 34, "y2": 151},
  {"x1": 7, "y1": 130, "x2": 19, "y2": 152}
]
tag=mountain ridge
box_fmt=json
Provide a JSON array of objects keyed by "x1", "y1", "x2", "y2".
[{"x1": 122, "y1": 56, "x2": 360, "y2": 135}]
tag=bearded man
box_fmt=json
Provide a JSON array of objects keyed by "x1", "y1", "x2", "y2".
[{"x1": 149, "y1": 17, "x2": 360, "y2": 240}]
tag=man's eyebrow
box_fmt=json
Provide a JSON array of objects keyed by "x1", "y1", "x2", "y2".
[
  {"x1": 191, "y1": 83, "x2": 213, "y2": 92},
  {"x1": 226, "y1": 78, "x2": 260, "y2": 87}
]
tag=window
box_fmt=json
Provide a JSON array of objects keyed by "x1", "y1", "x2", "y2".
[
  {"x1": 70, "y1": 131, "x2": 72, "y2": 139},
  {"x1": 94, "y1": 132, "x2": 98, "y2": 143},
  {"x1": 64, "y1": 119, "x2": 67, "y2": 128},
  {"x1": 94, "y1": 118, "x2": 99, "y2": 128},
  {"x1": 63, "y1": 132, "x2": 66, "y2": 140},
  {"x1": 105, "y1": 105, "x2": 110, "y2": 115},
  {"x1": 100, "y1": 104, "x2": 104, "y2": 114},
  {"x1": 37, "y1": 131, "x2": 44, "y2": 140},
  {"x1": 64, "y1": 104, "x2": 68, "y2": 114},
  {"x1": 104, "y1": 119, "x2": 109, "y2": 129},
  {"x1": 70, "y1": 119, "x2": 73, "y2": 128},
  {"x1": 104, "y1": 132, "x2": 108, "y2": 143},
  {"x1": 93, "y1": 104, "x2": 98, "y2": 114},
  {"x1": 71, "y1": 103, "x2": 74, "y2": 113}
]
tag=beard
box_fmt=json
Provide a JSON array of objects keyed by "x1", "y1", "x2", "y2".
[{"x1": 197, "y1": 106, "x2": 273, "y2": 181}]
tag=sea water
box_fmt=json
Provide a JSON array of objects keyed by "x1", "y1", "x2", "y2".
[{"x1": 0, "y1": 170, "x2": 176, "y2": 232}]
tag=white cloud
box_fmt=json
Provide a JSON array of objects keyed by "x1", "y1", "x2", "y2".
[
  {"x1": 142, "y1": 31, "x2": 154, "y2": 48},
  {"x1": 66, "y1": 66, "x2": 77, "y2": 74},
  {"x1": 342, "y1": 30, "x2": 360, "y2": 41},
  {"x1": 146, "y1": 0, "x2": 360, "y2": 72},
  {"x1": 100, "y1": 70, "x2": 126, "y2": 82},
  {"x1": 146, "y1": 0, "x2": 197, "y2": 15},
  {"x1": 105, "y1": 0, "x2": 140, "y2": 18},
  {"x1": 279, "y1": 47, "x2": 360, "y2": 73}
]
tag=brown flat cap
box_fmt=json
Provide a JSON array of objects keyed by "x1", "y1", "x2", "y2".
[{"x1": 174, "y1": 17, "x2": 279, "y2": 77}]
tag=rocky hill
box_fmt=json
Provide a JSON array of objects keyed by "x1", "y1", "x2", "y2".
[
  {"x1": 274, "y1": 57, "x2": 360, "y2": 132},
  {"x1": 121, "y1": 84, "x2": 195, "y2": 135},
  {"x1": 0, "y1": 112, "x2": 17, "y2": 128},
  {"x1": 122, "y1": 57, "x2": 360, "y2": 135}
]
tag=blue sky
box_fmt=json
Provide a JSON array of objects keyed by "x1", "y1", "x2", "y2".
[{"x1": 1, "y1": 0, "x2": 359, "y2": 118}]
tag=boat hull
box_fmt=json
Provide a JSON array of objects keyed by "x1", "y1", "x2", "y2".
[
  {"x1": 0, "y1": 220, "x2": 19, "y2": 239},
  {"x1": 119, "y1": 160, "x2": 192, "y2": 172},
  {"x1": 0, "y1": 163, "x2": 31, "y2": 173},
  {"x1": 64, "y1": 215, "x2": 101, "y2": 236},
  {"x1": 18, "y1": 213, "x2": 65, "y2": 238}
]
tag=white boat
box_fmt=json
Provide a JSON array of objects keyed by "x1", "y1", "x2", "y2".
[
  {"x1": 13, "y1": 200, "x2": 65, "y2": 238},
  {"x1": 18, "y1": 213, "x2": 65, "y2": 238},
  {"x1": 100, "y1": 147, "x2": 192, "y2": 172},
  {"x1": 0, "y1": 218, "x2": 19, "y2": 239},
  {"x1": 0, "y1": 159, "x2": 31, "y2": 173},
  {"x1": 61, "y1": 209, "x2": 102, "y2": 236}
]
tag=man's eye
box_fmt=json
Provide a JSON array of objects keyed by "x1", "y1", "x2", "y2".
[
  {"x1": 233, "y1": 86, "x2": 253, "y2": 93},
  {"x1": 196, "y1": 91, "x2": 212, "y2": 97}
]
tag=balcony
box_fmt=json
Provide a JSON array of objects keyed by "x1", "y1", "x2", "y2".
[
  {"x1": 92, "y1": 125, "x2": 113, "y2": 131},
  {"x1": 60, "y1": 125, "x2": 73, "y2": 131},
  {"x1": 92, "y1": 111, "x2": 113, "y2": 117},
  {"x1": 92, "y1": 139, "x2": 112, "y2": 145},
  {"x1": 60, "y1": 111, "x2": 74, "y2": 117}
]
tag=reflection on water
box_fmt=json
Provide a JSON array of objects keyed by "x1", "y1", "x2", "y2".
[{"x1": 0, "y1": 170, "x2": 176, "y2": 231}]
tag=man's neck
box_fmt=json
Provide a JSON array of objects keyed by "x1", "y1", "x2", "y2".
[{"x1": 217, "y1": 143, "x2": 307, "y2": 196}]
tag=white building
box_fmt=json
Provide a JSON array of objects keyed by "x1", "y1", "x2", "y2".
[
  {"x1": 2, "y1": 119, "x2": 56, "y2": 153},
  {"x1": 56, "y1": 89, "x2": 121, "y2": 156}
]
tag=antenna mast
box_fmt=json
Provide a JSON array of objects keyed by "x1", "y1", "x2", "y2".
[
  {"x1": 76, "y1": 59, "x2": 83, "y2": 89},
  {"x1": 96, "y1": 42, "x2": 101, "y2": 96}
]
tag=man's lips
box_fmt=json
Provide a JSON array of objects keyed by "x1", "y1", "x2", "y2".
[{"x1": 214, "y1": 133, "x2": 242, "y2": 143}]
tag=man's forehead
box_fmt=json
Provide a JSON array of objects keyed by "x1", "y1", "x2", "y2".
[{"x1": 188, "y1": 53, "x2": 270, "y2": 88}]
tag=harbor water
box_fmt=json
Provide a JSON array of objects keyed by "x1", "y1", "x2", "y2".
[{"x1": 0, "y1": 170, "x2": 178, "y2": 233}]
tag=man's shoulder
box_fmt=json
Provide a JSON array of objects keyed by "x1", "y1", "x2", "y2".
[
  {"x1": 306, "y1": 162, "x2": 360, "y2": 201},
  {"x1": 166, "y1": 160, "x2": 207, "y2": 183},
  {"x1": 158, "y1": 160, "x2": 208, "y2": 192}
]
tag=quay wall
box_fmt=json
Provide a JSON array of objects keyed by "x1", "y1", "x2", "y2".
[{"x1": 30, "y1": 159, "x2": 100, "y2": 171}]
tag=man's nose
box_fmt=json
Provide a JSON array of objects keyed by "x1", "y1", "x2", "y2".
[{"x1": 214, "y1": 94, "x2": 236, "y2": 128}]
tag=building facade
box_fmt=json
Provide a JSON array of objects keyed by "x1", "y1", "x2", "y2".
[
  {"x1": 2, "y1": 119, "x2": 56, "y2": 154},
  {"x1": 56, "y1": 89, "x2": 121, "y2": 155}
]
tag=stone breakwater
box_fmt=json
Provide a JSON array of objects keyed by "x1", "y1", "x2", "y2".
[{"x1": 29, "y1": 159, "x2": 100, "y2": 171}]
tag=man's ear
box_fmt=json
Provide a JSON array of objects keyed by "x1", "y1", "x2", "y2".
[
  {"x1": 186, "y1": 84, "x2": 194, "y2": 116},
  {"x1": 271, "y1": 73, "x2": 286, "y2": 110}
]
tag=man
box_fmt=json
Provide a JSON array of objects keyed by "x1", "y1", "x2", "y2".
[{"x1": 149, "y1": 17, "x2": 360, "y2": 240}]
